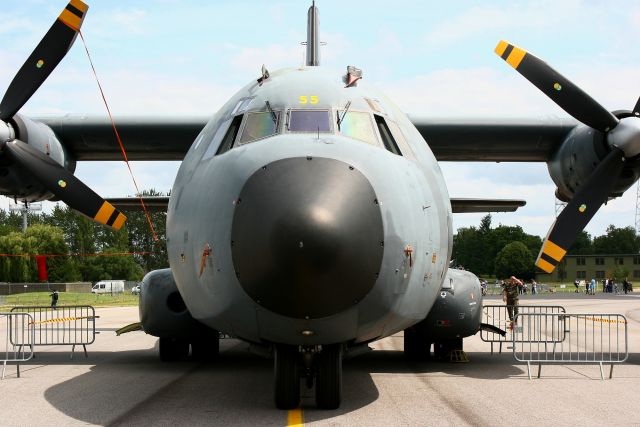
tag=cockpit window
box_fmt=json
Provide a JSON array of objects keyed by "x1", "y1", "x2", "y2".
[
  {"x1": 375, "y1": 115, "x2": 402, "y2": 156},
  {"x1": 288, "y1": 110, "x2": 331, "y2": 132},
  {"x1": 338, "y1": 111, "x2": 377, "y2": 145},
  {"x1": 239, "y1": 112, "x2": 279, "y2": 145}
]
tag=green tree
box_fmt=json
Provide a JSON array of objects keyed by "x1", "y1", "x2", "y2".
[
  {"x1": 568, "y1": 231, "x2": 593, "y2": 255},
  {"x1": 124, "y1": 189, "x2": 168, "y2": 272},
  {"x1": 593, "y1": 225, "x2": 640, "y2": 254},
  {"x1": 24, "y1": 224, "x2": 80, "y2": 282},
  {"x1": 494, "y1": 241, "x2": 535, "y2": 280}
]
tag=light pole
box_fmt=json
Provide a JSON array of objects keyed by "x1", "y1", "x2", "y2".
[{"x1": 9, "y1": 202, "x2": 42, "y2": 231}]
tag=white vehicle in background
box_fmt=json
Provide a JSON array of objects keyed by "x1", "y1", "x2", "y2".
[
  {"x1": 131, "y1": 284, "x2": 141, "y2": 295},
  {"x1": 91, "y1": 280, "x2": 125, "y2": 294}
]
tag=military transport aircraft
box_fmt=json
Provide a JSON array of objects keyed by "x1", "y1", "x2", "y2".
[{"x1": 2, "y1": 0, "x2": 640, "y2": 410}]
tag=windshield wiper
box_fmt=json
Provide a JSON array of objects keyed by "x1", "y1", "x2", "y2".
[
  {"x1": 265, "y1": 101, "x2": 278, "y2": 125},
  {"x1": 337, "y1": 100, "x2": 352, "y2": 130}
]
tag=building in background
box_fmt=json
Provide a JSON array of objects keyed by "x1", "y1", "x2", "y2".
[{"x1": 536, "y1": 254, "x2": 640, "y2": 282}]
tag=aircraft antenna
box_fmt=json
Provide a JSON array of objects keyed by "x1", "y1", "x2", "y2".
[{"x1": 306, "y1": 1, "x2": 320, "y2": 66}]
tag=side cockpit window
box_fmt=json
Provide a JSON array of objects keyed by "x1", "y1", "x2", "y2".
[
  {"x1": 374, "y1": 115, "x2": 402, "y2": 156},
  {"x1": 288, "y1": 110, "x2": 331, "y2": 132},
  {"x1": 239, "y1": 111, "x2": 279, "y2": 145},
  {"x1": 337, "y1": 111, "x2": 377, "y2": 145},
  {"x1": 200, "y1": 114, "x2": 243, "y2": 160}
]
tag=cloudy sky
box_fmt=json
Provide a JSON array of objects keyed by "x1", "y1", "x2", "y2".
[{"x1": 1, "y1": 0, "x2": 640, "y2": 238}]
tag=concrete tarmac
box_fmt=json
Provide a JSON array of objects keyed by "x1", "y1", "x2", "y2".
[{"x1": 0, "y1": 294, "x2": 638, "y2": 426}]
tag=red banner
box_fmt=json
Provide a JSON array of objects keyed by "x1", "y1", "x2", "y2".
[{"x1": 36, "y1": 255, "x2": 48, "y2": 282}]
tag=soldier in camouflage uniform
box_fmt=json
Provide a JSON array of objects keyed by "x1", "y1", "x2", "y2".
[{"x1": 502, "y1": 276, "x2": 522, "y2": 323}]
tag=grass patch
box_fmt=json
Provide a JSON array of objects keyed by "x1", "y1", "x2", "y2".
[{"x1": 0, "y1": 291, "x2": 139, "y2": 310}]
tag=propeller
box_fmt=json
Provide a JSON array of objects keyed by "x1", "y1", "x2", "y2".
[
  {"x1": 495, "y1": 40, "x2": 640, "y2": 273},
  {"x1": 0, "y1": 1, "x2": 126, "y2": 230}
]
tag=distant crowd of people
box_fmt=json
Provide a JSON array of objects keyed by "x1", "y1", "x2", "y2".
[{"x1": 574, "y1": 277, "x2": 633, "y2": 295}]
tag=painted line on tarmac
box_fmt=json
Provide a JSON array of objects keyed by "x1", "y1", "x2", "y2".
[{"x1": 287, "y1": 408, "x2": 303, "y2": 426}]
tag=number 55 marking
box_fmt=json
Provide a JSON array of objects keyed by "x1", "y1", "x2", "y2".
[{"x1": 299, "y1": 95, "x2": 319, "y2": 104}]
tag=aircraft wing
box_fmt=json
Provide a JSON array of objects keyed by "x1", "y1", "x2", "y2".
[
  {"x1": 450, "y1": 198, "x2": 525, "y2": 213},
  {"x1": 409, "y1": 116, "x2": 578, "y2": 162},
  {"x1": 39, "y1": 115, "x2": 577, "y2": 163},
  {"x1": 38, "y1": 116, "x2": 208, "y2": 160}
]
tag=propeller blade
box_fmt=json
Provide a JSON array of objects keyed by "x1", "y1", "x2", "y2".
[
  {"x1": 495, "y1": 40, "x2": 619, "y2": 133},
  {"x1": 4, "y1": 139, "x2": 126, "y2": 230},
  {"x1": 0, "y1": 0, "x2": 88, "y2": 121},
  {"x1": 633, "y1": 96, "x2": 640, "y2": 116},
  {"x1": 535, "y1": 147, "x2": 625, "y2": 273}
]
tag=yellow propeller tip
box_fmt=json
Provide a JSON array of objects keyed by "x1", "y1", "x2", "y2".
[{"x1": 495, "y1": 40, "x2": 509, "y2": 56}]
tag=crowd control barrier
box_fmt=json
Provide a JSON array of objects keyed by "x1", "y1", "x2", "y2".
[
  {"x1": 10, "y1": 306, "x2": 97, "y2": 359},
  {"x1": 512, "y1": 313, "x2": 628, "y2": 380},
  {"x1": 1, "y1": 312, "x2": 34, "y2": 379},
  {"x1": 481, "y1": 305, "x2": 566, "y2": 354}
]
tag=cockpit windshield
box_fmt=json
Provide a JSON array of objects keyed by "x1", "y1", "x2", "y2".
[
  {"x1": 239, "y1": 112, "x2": 279, "y2": 144},
  {"x1": 338, "y1": 111, "x2": 377, "y2": 145},
  {"x1": 289, "y1": 110, "x2": 331, "y2": 132}
]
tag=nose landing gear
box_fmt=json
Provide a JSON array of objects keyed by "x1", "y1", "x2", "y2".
[{"x1": 273, "y1": 344, "x2": 343, "y2": 410}]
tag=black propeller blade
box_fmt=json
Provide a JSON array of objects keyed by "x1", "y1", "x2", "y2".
[
  {"x1": 495, "y1": 40, "x2": 640, "y2": 273},
  {"x1": 0, "y1": 1, "x2": 88, "y2": 121},
  {"x1": 495, "y1": 40, "x2": 619, "y2": 133},
  {"x1": 4, "y1": 139, "x2": 126, "y2": 230},
  {"x1": 0, "y1": 1, "x2": 127, "y2": 230},
  {"x1": 535, "y1": 148, "x2": 625, "y2": 273}
]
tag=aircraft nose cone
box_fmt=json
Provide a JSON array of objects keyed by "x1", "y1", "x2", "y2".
[{"x1": 231, "y1": 157, "x2": 383, "y2": 319}]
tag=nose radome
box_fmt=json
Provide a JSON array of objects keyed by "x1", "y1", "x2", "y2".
[{"x1": 231, "y1": 157, "x2": 384, "y2": 319}]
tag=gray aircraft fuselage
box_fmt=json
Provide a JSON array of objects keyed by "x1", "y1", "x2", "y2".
[{"x1": 166, "y1": 66, "x2": 452, "y2": 345}]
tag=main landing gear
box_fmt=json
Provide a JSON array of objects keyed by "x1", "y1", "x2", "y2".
[
  {"x1": 274, "y1": 344, "x2": 343, "y2": 410},
  {"x1": 159, "y1": 330, "x2": 220, "y2": 362}
]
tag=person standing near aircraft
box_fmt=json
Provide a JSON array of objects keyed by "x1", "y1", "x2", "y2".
[
  {"x1": 502, "y1": 276, "x2": 522, "y2": 324},
  {"x1": 50, "y1": 290, "x2": 58, "y2": 309}
]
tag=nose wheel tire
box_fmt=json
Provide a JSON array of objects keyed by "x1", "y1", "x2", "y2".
[
  {"x1": 274, "y1": 344, "x2": 301, "y2": 410},
  {"x1": 315, "y1": 344, "x2": 342, "y2": 409}
]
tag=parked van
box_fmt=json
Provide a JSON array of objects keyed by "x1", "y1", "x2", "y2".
[{"x1": 91, "y1": 280, "x2": 125, "y2": 294}]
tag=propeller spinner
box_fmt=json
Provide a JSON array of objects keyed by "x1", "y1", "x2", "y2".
[
  {"x1": 495, "y1": 40, "x2": 640, "y2": 273},
  {"x1": 0, "y1": 0, "x2": 126, "y2": 230}
]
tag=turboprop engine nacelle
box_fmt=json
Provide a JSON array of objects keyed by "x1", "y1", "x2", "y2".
[
  {"x1": 548, "y1": 118, "x2": 640, "y2": 202},
  {"x1": 0, "y1": 114, "x2": 76, "y2": 202}
]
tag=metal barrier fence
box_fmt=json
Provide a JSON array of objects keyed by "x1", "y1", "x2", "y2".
[
  {"x1": 481, "y1": 305, "x2": 566, "y2": 354},
  {"x1": 9, "y1": 306, "x2": 97, "y2": 358},
  {"x1": 1, "y1": 312, "x2": 34, "y2": 379},
  {"x1": 513, "y1": 313, "x2": 628, "y2": 380}
]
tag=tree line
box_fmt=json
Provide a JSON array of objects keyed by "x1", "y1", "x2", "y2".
[
  {"x1": 0, "y1": 189, "x2": 167, "y2": 283},
  {"x1": 452, "y1": 215, "x2": 640, "y2": 279}
]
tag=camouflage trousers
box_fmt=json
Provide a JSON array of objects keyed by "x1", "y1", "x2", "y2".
[{"x1": 506, "y1": 299, "x2": 519, "y2": 322}]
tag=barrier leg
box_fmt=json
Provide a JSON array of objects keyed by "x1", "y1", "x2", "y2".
[
  {"x1": 2, "y1": 360, "x2": 5, "y2": 380},
  {"x1": 537, "y1": 363, "x2": 541, "y2": 379},
  {"x1": 527, "y1": 361, "x2": 531, "y2": 380},
  {"x1": 609, "y1": 364, "x2": 614, "y2": 379},
  {"x1": 599, "y1": 362, "x2": 604, "y2": 381},
  {"x1": 16, "y1": 363, "x2": 20, "y2": 379},
  {"x1": 491, "y1": 342, "x2": 494, "y2": 355},
  {"x1": 83, "y1": 344, "x2": 88, "y2": 358},
  {"x1": 71, "y1": 345, "x2": 75, "y2": 360}
]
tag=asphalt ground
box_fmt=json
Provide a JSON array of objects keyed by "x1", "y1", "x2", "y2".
[{"x1": 0, "y1": 294, "x2": 638, "y2": 426}]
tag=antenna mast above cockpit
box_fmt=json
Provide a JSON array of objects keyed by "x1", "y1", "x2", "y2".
[{"x1": 306, "y1": 1, "x2": 320, "y2": 66}]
